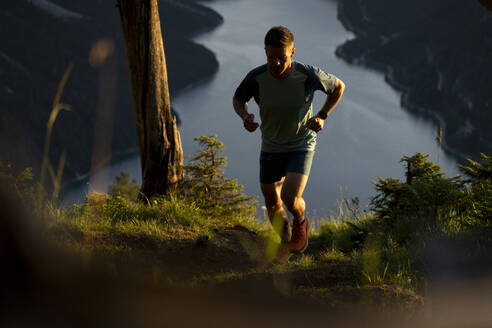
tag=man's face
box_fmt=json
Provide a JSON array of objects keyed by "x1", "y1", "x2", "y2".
[{"x1": 265, "y1": 44, "x2": 296, "y2": 79}]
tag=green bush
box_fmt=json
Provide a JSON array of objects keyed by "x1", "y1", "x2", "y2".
[
  {"x1": 459, "y1": 153, "x2": 492, "y2": 224},
  {"x1": 371, "y1": 153, "x2": 466, "y2": 245},
  {"x1": 0, "y1": 161, "x2": 46, "y2": 210},
  {"x1": 361, "y1": 152, "x2": 492, "y2": 291},
  {"x1": 316, "y1": 214, "x2": 379, "y2": 253}
]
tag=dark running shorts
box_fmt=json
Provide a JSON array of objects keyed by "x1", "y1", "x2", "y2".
[{"x1": 260, "y1": 150, "x2": 315, "y2": 184}]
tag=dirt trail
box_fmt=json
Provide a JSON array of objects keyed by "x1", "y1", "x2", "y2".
[{"x1": 94, "y1": 224, "x2": 424, "y2": 314}]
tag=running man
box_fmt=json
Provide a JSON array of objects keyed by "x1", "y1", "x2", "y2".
[{"x1": 232, "y1": 26, "x2": 345, "y2": 262}]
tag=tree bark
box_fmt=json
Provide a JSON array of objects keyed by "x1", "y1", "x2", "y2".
[{"x1": 117, "y1": 0, "x2": 183, "y2": 198}]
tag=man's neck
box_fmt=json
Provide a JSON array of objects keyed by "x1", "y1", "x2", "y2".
[{"x1": 271, "y1": 62, "x2": 294, "y2": 80}]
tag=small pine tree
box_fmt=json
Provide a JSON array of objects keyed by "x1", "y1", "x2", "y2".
[
  {"x1": 182, "y1": 135, "x2": 256, "y2": 216},
  {"x1": 109, "y1": 171, "x2": 140, "y2": 202},
  {"x1": 400, "y1": 153, "x2": 443, "y2": 184}
]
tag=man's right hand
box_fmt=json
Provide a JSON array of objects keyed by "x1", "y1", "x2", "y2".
[{"x1": 243, "y1": 113, "x2": 259, "y2": 132}]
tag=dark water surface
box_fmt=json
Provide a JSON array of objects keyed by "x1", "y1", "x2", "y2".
[{"x1": 64, "y1": 0, "x2": 457, "y2": 218}]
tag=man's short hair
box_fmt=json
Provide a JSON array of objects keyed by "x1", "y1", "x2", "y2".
[{"x1": 264, "y1": 26, "x2": 294, "y2": 48}]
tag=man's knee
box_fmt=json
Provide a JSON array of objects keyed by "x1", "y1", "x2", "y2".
[{"x1": 265, "y1": 200, "x2": 283, "y2": 214}]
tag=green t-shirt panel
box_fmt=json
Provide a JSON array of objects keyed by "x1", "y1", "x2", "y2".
[{"x1": 234, "y1": 61, "x2": 338, "y2": 152}]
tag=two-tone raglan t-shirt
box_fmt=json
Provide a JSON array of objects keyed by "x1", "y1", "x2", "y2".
[{"x1": 234, "y1": 61, "x2": 338, "y2": 153}]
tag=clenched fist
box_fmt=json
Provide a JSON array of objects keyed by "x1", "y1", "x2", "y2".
[
  {"x1": 243, "y1": 113, "x2": 259, "y2": 132},
  {"x1": 306, "y1": 116, "x2": 324, "y2": 133}
]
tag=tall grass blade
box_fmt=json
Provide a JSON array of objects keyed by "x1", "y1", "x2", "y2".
[
  {"x1": 52, "y1": 150, "x2": 67, "y2": 201},
  {"x1": 40, "y1": 64, "x2": 73, "y2": 187}
]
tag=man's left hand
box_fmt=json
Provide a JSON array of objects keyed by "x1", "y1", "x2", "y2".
[{"x1": 306, "y1": 116, "x2": 324, "y2": 133}]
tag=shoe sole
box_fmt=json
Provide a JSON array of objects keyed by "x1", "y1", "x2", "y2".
[{"x1": 291, "y1": 217, "x2": 310, "y2": 254}]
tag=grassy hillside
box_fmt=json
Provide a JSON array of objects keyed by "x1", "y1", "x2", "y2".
[
  {"x1": 0, "y1": 136, "x2": 431, "y2": 326},
  {"x1": 2, "y1": 188, "x2": 423, "y2": 324},
  {"x1": 2, "y1": 135, "x2": 492, "y2": 326}
]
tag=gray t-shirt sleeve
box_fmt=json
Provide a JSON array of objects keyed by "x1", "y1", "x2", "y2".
[
  {"x1": 234, "y1": 71, "x2": 258, "y2": 103},
  {"x1": 306, "y1": 65, "x2": 338, "y2": 95}
]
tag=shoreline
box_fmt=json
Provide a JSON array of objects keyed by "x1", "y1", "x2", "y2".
[
  {"x1": 334, "y1": 0, "x2": 492, "y2": 163},
  {"x1": 335, "y1": 37, "x2": 465, "y2": 163}
]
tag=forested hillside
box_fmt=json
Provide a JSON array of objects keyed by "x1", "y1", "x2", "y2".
[
  {"x1": 0, "y1": 0, "x2": 222, "y2": 181},
  {"x1": 336, "y1": 0, "x2": 492, "y2": 161}
]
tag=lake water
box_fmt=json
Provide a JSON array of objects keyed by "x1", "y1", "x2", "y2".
[{"x1": 63, "y1": 0, "x2": 458, "y2": 218}]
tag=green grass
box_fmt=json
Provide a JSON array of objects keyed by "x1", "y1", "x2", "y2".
[
  {"x1": 12, "y1": 190, "x2": 424, "y2": 314},
  {"x1": 41, "y1": 191, "x2": 414, "y2": 289},
  {"x1": 45, "y1": 193, "x2": 267, "y2": 250}
]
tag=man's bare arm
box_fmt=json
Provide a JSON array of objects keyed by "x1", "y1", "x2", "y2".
[
  {"x1": 306, "y1": 79, "x2": 346, "y2": 133},
  {"x1": 319, "y1": 79, "x2": 345, "y2": 117},
  {"x1": 232, "y1": 97, "x2": 259, "y2": 132},
  {"x1": 233, "y1": 97, "x2": 250, "y2": 120}
]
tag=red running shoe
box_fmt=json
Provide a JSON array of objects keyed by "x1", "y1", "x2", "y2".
[{"x1": 289, "y1": 217, "x2": 310, "y2": 253}]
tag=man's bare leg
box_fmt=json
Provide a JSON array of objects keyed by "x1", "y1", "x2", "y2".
[
  {"x1": 280, "y1": 172, "x2": 308, "y2": 224},
  {"x1": 281, "y1": 172, "x2": 310, "y2": 253},
  {"x1": 261, "y1": 178, "x2": 290, "y2": 242}
]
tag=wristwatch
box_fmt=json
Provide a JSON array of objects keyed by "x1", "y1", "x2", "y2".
[{"x1": 316, "y1": 111, "x2": 328, "y2": 120}]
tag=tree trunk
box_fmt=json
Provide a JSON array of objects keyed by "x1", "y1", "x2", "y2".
[{"x1": 117, "y1": 0, "x2": 183, "y2": 198}]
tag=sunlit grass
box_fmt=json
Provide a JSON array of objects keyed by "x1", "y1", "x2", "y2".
[
  {"x1": 288, "y1": 254, "x2": 315, "y2": 269},
  {"x1": 38, "y1": 191, "x2": 424, "y2": 313},
  {"x1": 319, "y1": 248, "x2": 347, "y2": 262},
  {"x1": 45, "y1": 191, "x2": 271, "y2": 254},
  {"x1": 40, "y1": 64, "x2": 73, "y2": 200},
  {"x1": 38, "y1": 180, "x2": 427, "y2": 297}
]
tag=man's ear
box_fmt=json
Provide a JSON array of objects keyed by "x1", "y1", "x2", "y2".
[{"x1": 291, "y1": 47, "x2": 296, "y2": 57}]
